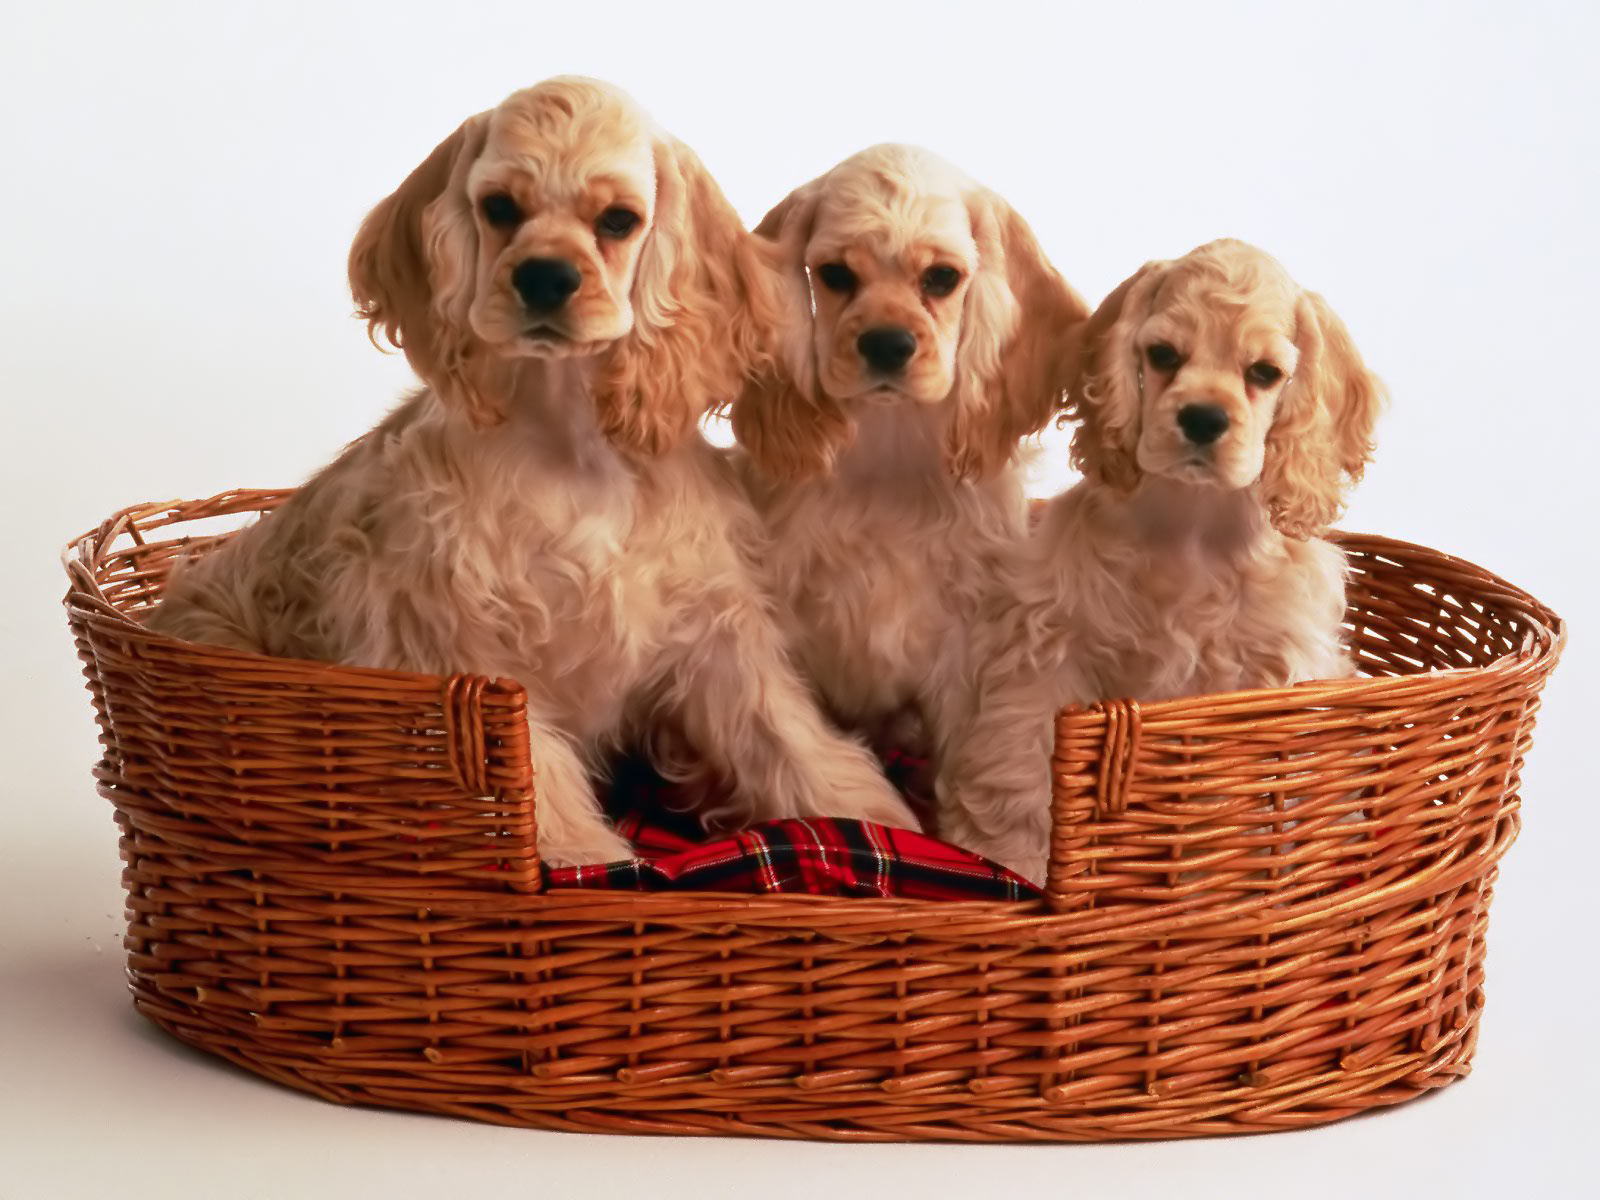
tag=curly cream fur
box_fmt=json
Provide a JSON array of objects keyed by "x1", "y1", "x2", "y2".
[
  {"x1": 939, "y1": 239, "x2": 1386, "y2": 882},
  {"x1": 149, "y1": 78, "x2": 915, "y2": 867},
  {"x1": 729, "y1": 145, "x2": 1087, "y2": 784}
]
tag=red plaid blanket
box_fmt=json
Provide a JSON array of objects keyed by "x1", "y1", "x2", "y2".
[{"x1": 545, "y1": 752, "x2": 1036, "y2": 901}]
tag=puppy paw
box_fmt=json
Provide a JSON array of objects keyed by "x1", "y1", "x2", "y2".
[
  {"x1": 539, "y1": 826, "x2": 636, "y2": 869},
  {"x1": 959, "y1": 840, "x2": 1044, "y2": 886},
  {"x1": 837, "y1": 780, "x2": 922, "y2": 832}
]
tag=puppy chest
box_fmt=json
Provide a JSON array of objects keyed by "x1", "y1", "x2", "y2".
[
  {"x1": 1105, "y1": 569, "x2": 1327, "y2": 698},
  {"x1": 438, "y1": 501, "x2": 655, "y2": 677},
  {"x1": 781, "y1": 539, "x2": 970, "y2": 702}
]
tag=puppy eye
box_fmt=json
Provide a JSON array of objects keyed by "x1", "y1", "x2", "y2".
[
  {"x1": 921, "y1": 265, "x2": 962, "y2": 297},
  {"x1": 1246, "y1": 361, "x2": 1284, "y2": 387},
  {"x1": 480, "y1": 193, "x2": 522, "y2": 230},
  {"x1": 1146, "y1": 343, "x2": 1182, "y2": 371},
  {"x1": 815, "y1": 262, "x2": 857, "y2": 293},
  {"x1": 596, "y1": 207, "x2": 640, "y2": 238}
]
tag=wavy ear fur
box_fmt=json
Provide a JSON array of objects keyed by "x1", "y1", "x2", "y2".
[
  {"x1": 728, "y1": 182, "x2": 855, "y2": 481},
  {"x1": 1062, "y1": 261, "x2": 1165, "y2": 490},
  {"x1": 348, "y1": 114, "x2": 505, "y2": 426},
  {"x1": 594, "y1": 136, "x2": 777, "y2": 458},
  {"x1": 1259, "y1": 291, "x2": 1387, "y2": 538},
  {"x1": 945, "y1": 191, "x2": 1089, "y2": 480}
]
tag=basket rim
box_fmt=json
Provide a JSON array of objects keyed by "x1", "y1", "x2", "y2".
[{"x1": 62, "y1": 487, "x2": 1569, "y2": 720}]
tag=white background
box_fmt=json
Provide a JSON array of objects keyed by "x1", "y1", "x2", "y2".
[{"x1": 3, "y1": 1, "x2": 1597, "y2": 1195}]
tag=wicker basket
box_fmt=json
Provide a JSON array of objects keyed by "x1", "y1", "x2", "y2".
[{"x1": 62, "y1": 489, "x2": 1564, "y2": 1142}]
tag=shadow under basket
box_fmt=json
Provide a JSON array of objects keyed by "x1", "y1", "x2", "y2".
[{"x1": 62, "y1": 489, "x2": 1564, "y2": 1143}]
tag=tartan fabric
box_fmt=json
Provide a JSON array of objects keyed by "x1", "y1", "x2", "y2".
[{"x1": 543, "y1": 752, "x2": 1036, "y2": 901}]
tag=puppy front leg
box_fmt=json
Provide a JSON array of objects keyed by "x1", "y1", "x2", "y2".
[
  {"x1": 935, "y1": 663, "x2": 1060, "y2": 884},
  {"x1": 526, "y1": 716, "x2": 635, "y2": 868},
  {"x1": 658, "y1": 608, "x2": 919, "y2": 832}
]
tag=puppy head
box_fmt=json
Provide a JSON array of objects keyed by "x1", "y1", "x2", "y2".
[
  {"x1": 732, "y1": 145, "x2": 1086, "y2": 481},
  {"x1": 1065, "y1": 238, "x2": 1385, "y2": 536},
  {"x1": 349, "y1": 77, "x2": 776, "y2": 453}
]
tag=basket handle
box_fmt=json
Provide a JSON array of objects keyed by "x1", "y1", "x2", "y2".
[
  {"x1": 1044, "y1": 699, "x2": 1141, "y2": 913},
  {"x1": 442, "y1": 674, "x2": 492, "y2": 795},
  {"x1": 440, "y1": 673, "x2": 542, "y2": 892}
]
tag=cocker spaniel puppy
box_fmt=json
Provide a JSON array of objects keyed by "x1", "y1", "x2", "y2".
[
  {"x1": 939, "y1": 238, "x2": 1386, "y2": 882},
  {"x1": 148, "y1": 78, "x2": 916, "y2": 866},
  {"x1": 728, "y1": 144, "x2": 1088, "y2": 801}
]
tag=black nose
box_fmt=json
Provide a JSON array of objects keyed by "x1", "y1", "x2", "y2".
[
  {"x1": 1177, "y1": 404, "x2": 1231, "y2": 446},
  {"x1": 857, "y1": 327, "x2": 918, "y2": 373},
  {"x1": 511, "y1": 258, "x2": 582, "y2": 312}
]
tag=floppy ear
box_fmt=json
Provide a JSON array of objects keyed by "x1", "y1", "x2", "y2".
[
  {"x1": 593, "y1": 135, "x2": 776, "y2": 457},
  {"x1": 728, "y1": 181, "x2": 854, "y2": 481},
  {"x1": 943, "y1": 191, "x2": 1089, "y2": 481},
  {"x1": 1062, "y1": 261, "x2": 1165, "y2": 490},
  {"x1": 348, "y1": 114, "x2": 505, "y2": 426},
  {"x1": 1258, "y1": 290, "x2": 1387, "y2": 538}
]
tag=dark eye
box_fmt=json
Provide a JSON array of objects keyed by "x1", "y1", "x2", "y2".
[
  {"x1": 815, "y1": 262, "x2": 857, "y2": 293},
  {"x1": 921, "y1": 265, "x2": 961, "y2": 297},
  {"x1": 596, "y1": 207, "x2": 640, "y2": 238},
  {"x1": 1146, "y1": 343, "x2": 1182, "y2": 371},
  {"x1": 1246, "y1": 361, "x2": 1284, "y2": 387},
  {"x1": 480, "y1": 193, "x2": 522, "y2": 230}
]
